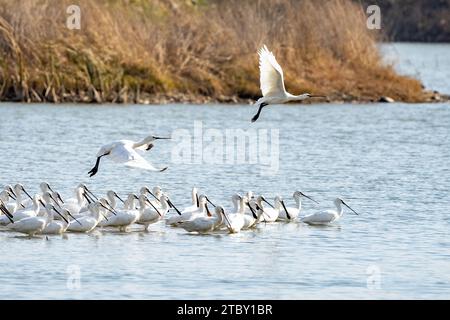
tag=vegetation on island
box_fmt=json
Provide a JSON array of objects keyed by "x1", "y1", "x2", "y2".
[{"x1": 0, "y1": 0, "x2": 440, "y2": 104}]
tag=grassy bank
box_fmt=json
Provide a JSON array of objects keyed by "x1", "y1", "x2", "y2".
[{"x1": 0, "y1": 0, "x2": 438, "y2": 104}]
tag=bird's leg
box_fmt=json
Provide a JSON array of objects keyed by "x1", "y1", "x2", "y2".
[
  {"x1": 145, "y1": 143, "x2": 154, "y2": 151},
  {"x1": 87, "y1": 152, "x2": 110, "y2": 177},
  {"x1": 251, "y1": 102, "x2": 268, "y2": 123}
]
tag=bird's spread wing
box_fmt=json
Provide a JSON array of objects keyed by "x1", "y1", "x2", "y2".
[
  {"x1": 110, "y1": 144, "x2": 167, "y2": 172},
  {"x1": 258, "y1": 45, "x2": 286, "y2": 97}
]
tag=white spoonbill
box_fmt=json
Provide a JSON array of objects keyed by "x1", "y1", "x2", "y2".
[
  {"x1": 67, "y1": 202, "x2": 107, "y2": 233},
  {"x1": 105, "y1": 190, "x2": 125, "y2": 210},
  {"x1": 166, "y1": 194, "x2": 212, "y2": 226},
  {"x1": 181, "y1": 187, "x2": 200, "y2": 214},
  {"x1": 102, "y1": 194, "x2": 141, "y2": 232},
  {"x1": 0, "y1": 200, "x2": 14, "y2": 224},
  {"x1": 0, "y1": 195, "x2": 46, "y2": 225},
  {"x1": 226, "y1": 195, "x2": 258, "y2": 232},
  {"x1": 301, "y1": 198, "x2": 358, "y2": 225},
  {"x1": 278, "y1": 191, "x2": 319, "y2": 221},
  {"x1": 255, "y1": 195, "x2": 281, "y2": 222},
  {"x1": 88, "y1": 135, "x2": 170, "y2": 177},
  {"x1": 251, "y1": 45, "x2": 325, "y2": 122},
  {"x1": 41, "y1": 207, "x2": 79, "y2": 235},
  {"x1": 0, "y1": 190, "x2": 17, "y2": 213},
  {"x1": 7, "y1": 205, "x2": 59, "y2": 236},
  {"x1": 178, "y1": 206, "x2": 231, "y2": 234},
  {"x1": 13, "y1": 183, "x2": 33, "y2": 209},
  {"x1": 137, "y1": 195, "x2": 169, "y2": 230}
]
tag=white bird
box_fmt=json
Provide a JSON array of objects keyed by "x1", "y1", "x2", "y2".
[
  {"x1": 13, "y1": 183, "x2": 33, "y2": 209},
  {"x1": 181, "y1": 187, "x2": 199, "y2": 214},
  {"x1": 7, "y1": 205, "x2": 56, "y2": 236},
  {"x1": 278, "y1": 191, "x2": 318, "y2": 221},
  {"x1": 251, "y1": 45, "x2": 325, "y2": 122},
  {"x1": 0, "y1": 185, "x2": 17, "y2": 213},
  {"x1": 105, "y1": 190, "x2": 125, "y2": 210},
  {"x1": 67, "y1": 202, "x2": 106, "y2": 233},
  {"x1": 178, "y1": 206, "x2": 231, "y2": 234},
  {"x1": 0, "y1": 200, "x2": 14, "y2": 224},
  {"x1": 139, "y1": 186, "x2": 163, "y2": 209},
  {"x1": 88, "y1": 135, "x2": 170, "y2": 177},
  {"x1": 62, "y1": 184, "x2": 87, "y2": 215},
  {"x1": 102, "y1": 194, "x2": 141, "y2": 232},
  {"x1": 255, "y1": 195, "x2": 281, "y2": 222},
  {"x1": 40, "y1": 207, "x2": 78, "y2": 235},
  {"x1": 0, "y1": 190, "x2": 17, "y2": 213},
  {"x1": 301, "y1": 198, "x2": 358, "y2": 225},
  {"x1": 0, "y1": 195, "x2": 45, "y2": 225},
  {"x1": 137, "y1": 195, "x2": 169, "y2": 230},
  {"x1": 166, "y1": 194, "x2": 212, "y2": 226},
  {"x1": 226, "y1": 195, "x2": 258, "y2": 232}
]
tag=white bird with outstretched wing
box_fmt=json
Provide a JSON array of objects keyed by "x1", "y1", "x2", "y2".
[
  {"x1": 88, "y1": 135, "x2": 170, "y2": 177},
  {"x1": 251, "y1": 45, "x2": 325, "y2": 122}
]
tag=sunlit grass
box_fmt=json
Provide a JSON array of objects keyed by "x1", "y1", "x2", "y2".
[{"x1": 0, "y1": 0, "x2": 426, "y2": 103}]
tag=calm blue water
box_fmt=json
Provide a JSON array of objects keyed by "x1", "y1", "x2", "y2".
[{"x1": 0, "y1": 44, "x2": 449, "y2": 299}]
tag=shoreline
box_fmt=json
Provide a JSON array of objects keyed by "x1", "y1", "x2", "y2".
[{"x1": 1, "y1": 90, "x2": 448, "y2": 105}]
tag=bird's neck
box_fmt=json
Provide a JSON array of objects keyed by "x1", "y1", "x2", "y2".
[
  {"x1": 133, "y1": 136, "x2": 152, "y2": 149},
  {"x1": 295, "y1": 196, "x2": 302, "y2": 211},
  {"x1": 289, "y1": 93, "x2": 308, "y2": 101},
  {"x1": 335, "y1": 202, "x2": 344, "y2": 216}
]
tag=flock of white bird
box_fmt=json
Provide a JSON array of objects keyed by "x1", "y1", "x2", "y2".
[
  {"x1": 0, "y1": 182, "x2": 358, "y2": 237},
  {"x1": 0, "y1": 46, "x2": 353, "y2": 237}
]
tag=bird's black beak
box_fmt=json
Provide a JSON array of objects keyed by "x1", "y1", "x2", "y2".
[
  {"x1": 23, "y1": 188, "x2": 33, "y2": 201},
  {"x1": 53, "y1": 206, "x2": 69, "y2": 224},
  {"x1": 48, "y1": 185, "x2": 54, "y2": 193},
  {"x1": 57, "y1": 193, "x2": 64, "y2": 204},
  {"x1": 196, "y1": 194, "x2": 200, "y2": 208},
  {"x1": 84, "y1": 186, "x2": 99, "y2": 200},
  {"x1": 246, "y1": 202, "x2": 258, "y2": 219},
  {"x1": 100, "y1": 203, "x2": 117, "y2": 216},
  {"x1": 83, "y1": 192, "x2": 93, "y2": 204},
  {"x1": 7, "y1": 190, "x2": 17, "y2": 200},
  {"x1": 66, "y1": 210, "x2": 82, "y2": 225},
  {"x1": 39, "y1": 199, "x2": 46, "y2": 207},
  {"x1": 261, "y1": 197, "x2": 274, "y2": 209},
  {"x1": 221, "y1": 208, "x2": 233, "y2": 232},
  {"x1": 1, "y1": 204, "x2": 14, "y2": 223},
  {"x1": 342, "y1": 201, "x2": 359, "y2": 215},
  {"x1": 49, "y1": 194, "x2": 62, "y2": 208},
  {"x1": 115, "y1": 193, "x2": 125, "y2": 204},
  {"x1": 205, "y1": 203, "x2": 212, "y2": 217},
  {"x1": 280, "y1": 200, "x2": 291, "y2": 220},
  {"x1": 167, "y1": 198, "x2": 182, "y2": 215},
  {"x1": 153, "y1": 136, "x2": 171, "y2": 140},
  {"x1": 147, "y1": 190, "x2": 161, "y2": 204},
  {"x1": 205, "y1": 197, "x2": 216, "y2": 208},
  {"x1": 146, "y1": 199, "x2": 162, "y2": 217},
  {"x1": 301, "y1": 193, "x2": 319, "y2": 204}
]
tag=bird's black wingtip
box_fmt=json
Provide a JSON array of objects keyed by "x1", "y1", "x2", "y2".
[{"x1": 160, "y1": 167, "x2": 168, "y2": 172}]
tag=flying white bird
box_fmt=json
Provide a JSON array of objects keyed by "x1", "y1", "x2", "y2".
[
  {"x1": 88, "y1": 135, "x2": 170, "y2": 177},
  {"x1": 251, "y1": 45, "x2": 325, "y2": 122}
]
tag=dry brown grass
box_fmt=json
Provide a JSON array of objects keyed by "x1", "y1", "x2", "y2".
[{"x1": 0, "y1": 0, "x2": 427, "y2": 103}]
